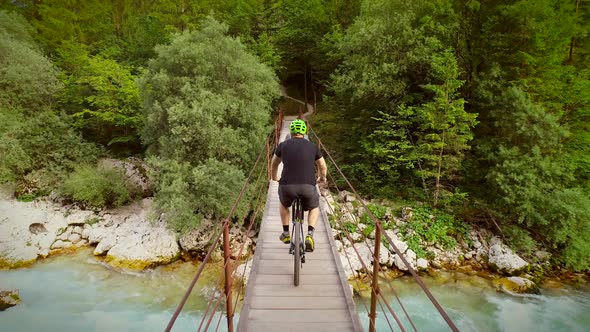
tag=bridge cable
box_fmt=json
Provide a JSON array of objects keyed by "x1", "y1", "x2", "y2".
[
  {"x1": 309, "y1": 127, "x2": 459, "y2": 332},
  {"x1": 318, "y1": 134, "x2": 416, "y2": 331},
  {"x1": 199, "y1": 141, "x2": 271, "y2": 331},
  {"x1": 165, "y1": 134, "x2": 270, "y2": 332}
]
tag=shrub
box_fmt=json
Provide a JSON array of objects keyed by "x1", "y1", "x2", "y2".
[{"x1": 62, "y1": 164, "x2": 131, "y2": 208}]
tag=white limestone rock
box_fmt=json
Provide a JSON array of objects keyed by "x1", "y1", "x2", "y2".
[
  {"x1": 487, "y1": 237, "x2": 529, "y2": 274},
  {"x1": 417, "y1": 258, "x2": 429, "y2": 270}
]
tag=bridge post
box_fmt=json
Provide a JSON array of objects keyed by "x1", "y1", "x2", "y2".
[
  {"x1": 223, "y1": 220, "x2": 234, "y2": 332},
  {"x1": 369, "y1": 225, "x2": 382, "y2": 332}
]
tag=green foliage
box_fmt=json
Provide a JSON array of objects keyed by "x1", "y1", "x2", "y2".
[
  {"x1": 503, "y1": 224, "x2": 537, "y2": 256},
  {"x1": 400, "y1": 207, "x2": 469, "y2": 257},
  {"x1": 0, "y1": 10, "x2": 63, "y2": 110},
  {"x1": 0, "y1": 108, "x2": 101, "y2": 195},
  {"x1": 62, "y1": 164, "x2": 131, "y2": 208},
  {"x1": 59, "y1": 47, "x2": 142, "y2": 150},
  {"x1": 140, "y1": 17, "x2": 278, "y2": 232}
]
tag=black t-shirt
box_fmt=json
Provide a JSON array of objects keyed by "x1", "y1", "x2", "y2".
[{"x1": 274, "y1": 138, "x2": 322, "y2": 185}]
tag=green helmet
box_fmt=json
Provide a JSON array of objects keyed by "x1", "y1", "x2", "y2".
[{"x1": 289, "y1": 119, "x2": 307, "y2": 135}]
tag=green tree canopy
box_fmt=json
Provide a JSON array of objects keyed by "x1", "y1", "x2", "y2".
[{"x1": 140, "y1": 17, "x2": 279, "y2": 232}]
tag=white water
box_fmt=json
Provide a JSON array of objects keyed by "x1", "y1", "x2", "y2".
[{"x1": 1, "y1": 250, "x2": 589, "y2": 331}]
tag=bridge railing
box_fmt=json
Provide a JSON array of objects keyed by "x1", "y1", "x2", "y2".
[{"x1": 307, "y1": 124, "x2": 459, "y2": 332}]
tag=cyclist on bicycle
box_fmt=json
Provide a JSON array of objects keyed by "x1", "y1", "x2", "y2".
[{"x1": 270, "y1": 119, "x2": 327, "y2": 252}]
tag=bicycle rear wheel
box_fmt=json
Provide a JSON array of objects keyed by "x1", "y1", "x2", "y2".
[{"x1": 293, "y1": 221, "x2": 300, "y2": 286}]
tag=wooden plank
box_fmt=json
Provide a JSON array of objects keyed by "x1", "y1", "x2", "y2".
[
  {"x1": 261, "y1": 252, "x2": 334, "y2": 260},
  {"x1": 254, "y1": 274, "x2": 340, "y2": 285},
  {"x1": 250, "y1": 296, "x2": 348, "y2": 310},
  {"x1": 259, "y1": 258, "x2": 336, "y2": 268},
  {"x1": 255, "y1": 265, "x2": 339, "y2": 275},
  {"x1": 246, "y1": 309, "x2": 353, "y2": 323},
  {"x1": 250, "y1": 284, "x2": 344, "y2": 297},
  {"x1": 257, "y1": 248, "x2": 333, "y2": 255},
  {"x1": 246, "y1": 321, "x2": 354, "y2": 332}
]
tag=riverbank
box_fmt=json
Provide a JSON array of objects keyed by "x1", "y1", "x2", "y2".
[
  {"x1": 1, "y1": 249, "x2": 588, "y2": 331},
  {"x1": 1, "y1": 192, "x2": 587, "y2": 297}
]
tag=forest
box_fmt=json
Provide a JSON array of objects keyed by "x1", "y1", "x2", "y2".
[{"x1": 0, "y1": 0, "x2": 588, "y2": 271}]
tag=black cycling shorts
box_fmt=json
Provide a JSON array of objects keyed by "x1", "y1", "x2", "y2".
[{"x1": 278, "y1": 184, "x2": 319, "y2": 211}]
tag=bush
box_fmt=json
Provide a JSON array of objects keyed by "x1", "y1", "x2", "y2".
[
  {"x1": 62, "y1": 164, "x2": 131, "y2": 208},
  {"x1": 0, "y1": 108, "x2": 102, "y2": 197}
]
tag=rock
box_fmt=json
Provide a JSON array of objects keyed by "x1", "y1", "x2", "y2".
[
  {"x1": 464, "y1": 251, "x2": 474, "y2": 260},
  {"x1": 230, "y1": 237, "x2": 252, "y2": 259},
  {"x1": 487, "y1": 237, "x2": 529, "y2": 274},
  {"x1": 0, "y1": 290, "x2": 20, "y2": 311},
  {"x1": 179, "y1": 219, "x2": 216, "y2": 253},
  {"x1": 72, "y1": 226, "x2": 83, "y2": 234},
  {"x1": 473, "y1": 240, "x2": 482, "y2": 249},
  {"x1": 234, "y1": 259, "x2": 253, "y2": 284},
  {"x1": 68, "y1": 233, "x2": 82, "y2": 244},
  {"x1": 56, "y1": 227, "x2": 72, "y2": 241},
  {"x1": 103, "y1": 218, "x2": 180, "y2": 270},
  {"x1": 534, "y1": 250, "x2": 551, "y2": 261},
  {"x1": 65, "y1": 210, "x2": 95, "y2": 225},
  {"x1": 338, "y1": 190, "x2": 355, "y2": 203},
  {"x1": 340, "y1": 242, "x2": 373, "y2": 278},
  {"x1": 28, "y1": 223, "x2": 48, "y2": 234},
  {"x1": 417, "y1": 258, "x2": 429, "y2": 270},
  {"x1": 35, "y1": 233, "x2": 56, "y2": 257},
  {"x1": 335, "y1": 240, "x2": 344, "y2": 252},
  {"x1": 401, "y1": 207, "x2": 413, "y2": 221},
  {"x1": 94, "y1": 235, "x2": 117, "y2": 255},
  {"x1": 99, "y1": 158, "x2": 153, "y2": 197},
  {"x1": 494, "y1": 277, "x2": 539, "y2": 294},
  {"x1": 350, "y1": 232, "x2": 362, "y2": 242},
  {"x1": 394, "y1": 249, "x2": 417, "y2": 271},
  {"x1": 51, "y1": 240, "x2": 74, "y2": 250}
]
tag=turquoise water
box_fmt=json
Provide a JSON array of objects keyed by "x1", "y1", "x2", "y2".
[
  {"x1": 356, "y1": 273, "x2": 590, "y2": 331},
  {"x1": 0, "y1": 249, "x2": 229, "y2": 332},
  {"x1": 1, "y1": 250, "x2": 589, "y2": 331}
]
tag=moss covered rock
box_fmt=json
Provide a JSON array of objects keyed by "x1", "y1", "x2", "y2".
[
  {"x1": 0, "y1": 290, "x2": 21, "y2": 311},
  {"x1": 493, "y1": 276, "x2": 539, "y2": 295}
]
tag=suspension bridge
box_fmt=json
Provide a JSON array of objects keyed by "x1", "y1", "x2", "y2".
[{"x1": 164, "y1": 112, "x2": 460, "y2": 332}]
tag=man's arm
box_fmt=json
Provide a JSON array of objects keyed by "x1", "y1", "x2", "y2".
[
  {"x1": 271, "y1": 155, "x2": 282, "y2": 182},
  {"x1": 316, "y1": 157, "x2": 327, "y2": 183}
]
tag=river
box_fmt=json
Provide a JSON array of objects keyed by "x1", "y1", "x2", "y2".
[{"x1": 1, "y1": 249, "x2": 588, "y2": 331}]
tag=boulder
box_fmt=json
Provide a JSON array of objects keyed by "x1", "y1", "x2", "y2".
[
  {"x1": 417, "y1": 258, "x2": 429, "y2": 270},
  {"x1": 65, "y1": 210, "x2": 96, "y2": 225},
  {"x1": 0, "y1": 290, "x2": 20, "y2": 311},
  {"x1": 94, "y1": 235, "x2": 117, "y2": 255},
  {"x1": 494, "y1": 277, "x2": 539, "y2": 294},
  {"x1": 179, "y1": 219, "x2": 216, "y2": 253},
  {"x1": 68, "y1": 233, "x2": 82, "y2": 244},
  {"x1": 487, "y1": 237, "x2": 529, "y2": 274},
  {"x1": 234, "y1": 259, "x2": 253, "y2": 285},
  {"x1": 104, "y1": 219, "x2": 180, "y2": 270},
  {"x1": 99, "y1": 158, "x2": 153, "y2": 197}
]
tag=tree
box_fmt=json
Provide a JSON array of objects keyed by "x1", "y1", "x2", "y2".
[
  {"x1": 0, "y1": 10, "x2": 63, "y2": 110},
  {"x1": 139, "y1": 17, "x2": 279, "y2": 231}
]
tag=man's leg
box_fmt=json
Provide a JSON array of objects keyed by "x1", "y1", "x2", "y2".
[
  {"x1": 307, "y1": 207, "x2": 318, "y2": 228},
  {"x1": 280, "y1": 203, "x2": 290, "y2": 226},
  {"x1": 305, "y1": 207, "x2": 319, "y2": 252},
  {"x1": 279, "y1": 203, "x2": 291, "y2": 244}
]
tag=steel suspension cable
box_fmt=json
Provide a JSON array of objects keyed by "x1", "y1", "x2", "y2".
[
  {"x1": 325, "y1": 171, "x2": 405, "y2": 331},
  {"x1": 309, "y1": 127, "x2": 459, "y2": 332},
  {"x1": 200, "y1": 141, "x2": 271, "y2": 331},
  {"x1": 204, "y1": 162, "x2": 269, "y2": 331},
  {"x1": 165, "y1": 136, "x2": 270, "y2": 332}
]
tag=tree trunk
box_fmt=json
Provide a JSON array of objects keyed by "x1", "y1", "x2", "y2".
[
  {"x1": 568, "y1": 0, "x2": 581, "y2": 63},
  {"x1": 303, "y1": 64, "x2": 308, "y2": 107},
  {"x1": 433, "y1": 131, "x2": 445, "y2": 208}
]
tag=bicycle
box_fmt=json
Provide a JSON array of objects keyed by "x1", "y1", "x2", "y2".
[{"x1": 289, "y1": 197, "x2": 306, "y2": 286}]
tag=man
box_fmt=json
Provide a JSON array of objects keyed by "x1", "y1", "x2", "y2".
[{"x1": 271, "y1": 119, "x2": 327, "y2": 252}]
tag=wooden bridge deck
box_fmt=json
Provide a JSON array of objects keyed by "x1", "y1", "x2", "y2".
[{"x1": 237, "y1": 119, "x2": 363, "y2": 332}]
